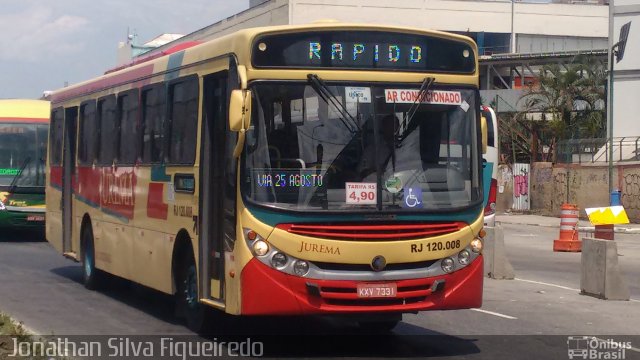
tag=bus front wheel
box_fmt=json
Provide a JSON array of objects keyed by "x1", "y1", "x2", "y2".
[
  {"x1": 81, "y1": 225, "x2": 101, "y2": 290},
  {"x1": 176, "y1": 249, "x2": 209, "y2": 333}
]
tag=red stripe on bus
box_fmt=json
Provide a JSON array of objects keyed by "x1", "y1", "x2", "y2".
[
  {"x1": 147, "y1": 183, "x2": 168, "y2": 220},
  {"x1": 77, "y1": 167, "x2": 102, "y2": 205},
  {"x1": 50, "y1": 166, "x2": 63, "y2": 187},
  {"x1": 0, "y1": 117, "x2": 49, "y2": 123},
  {"x1": 51, "y1": 64, "x2": 155, "y2": 104}
]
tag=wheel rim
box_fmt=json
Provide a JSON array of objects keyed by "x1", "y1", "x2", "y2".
[
  {"x1": 84, "y1": 242, "x2": 92, "y2": 277},
  {"x1": 184, "y1": 265, "x2": 198, "y2": 308}
]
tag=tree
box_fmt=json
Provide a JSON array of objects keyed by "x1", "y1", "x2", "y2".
[{"x1": 517, "y1": 56, "x2": 606, "y2": 162}]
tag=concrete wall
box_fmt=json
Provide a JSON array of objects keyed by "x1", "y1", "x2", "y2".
[{"x1": 503, "y1": 162, "x2": 640, "y2": 222}]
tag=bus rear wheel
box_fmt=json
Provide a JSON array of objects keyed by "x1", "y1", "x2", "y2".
[
  {"x1": 81, "y1": 225, "x2": 101, "y2": 290},
  {"x1": 176, "y1": 249, "x2": 210, "y2": 333}
]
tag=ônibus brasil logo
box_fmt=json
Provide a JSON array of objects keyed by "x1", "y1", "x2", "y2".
[{"x1": 567, "y1": 336, "x2": 632, "y2": 360}]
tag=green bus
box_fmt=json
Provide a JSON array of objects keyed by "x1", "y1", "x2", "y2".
[{"x1": 0, "y1": 99, "x2": 49, "y2": 230}]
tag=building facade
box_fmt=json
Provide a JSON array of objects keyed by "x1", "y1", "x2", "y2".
[{"x1": 153, "y1": 0, "x2": 608, "y2": 58}]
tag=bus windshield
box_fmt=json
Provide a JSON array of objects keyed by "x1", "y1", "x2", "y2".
[
  {"x1": 242, "y1": 82, "x2": 480, "y2": 212},
  {"x1": 0, "y1": 123, "x2": 48, "y2": 188}
]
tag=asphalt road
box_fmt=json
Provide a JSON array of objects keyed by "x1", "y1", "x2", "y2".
[{"x1": 1, "y1": 225, "x2": 639, "y2": 359}]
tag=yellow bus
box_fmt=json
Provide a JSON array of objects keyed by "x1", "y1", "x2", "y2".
[
  {"x1": 46, "y1": 23, "x2": 486, "y2": 332},
  {"x1": 0, "y1": 99, "x2": 49, "y2": 231}
]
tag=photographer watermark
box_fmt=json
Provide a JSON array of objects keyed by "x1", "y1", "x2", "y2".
[
  {"x1": 8, "y1": 336, "x2": 264, "y2": 359},
  {"x1": 567, "y1": 336, "x2": 634, "y2": 360}
]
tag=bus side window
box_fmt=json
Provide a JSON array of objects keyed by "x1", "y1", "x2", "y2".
[
  {"x1": 49, "y1": 108, "x2": 64, "y2": 166},
  {"x1": 79, "y1": 101, "x2": 97, "y2": 166},
  {"x1": 167, "y1": 76, "x2": 199, "y2": 165},
  {"x1": 140, "y1": 85, "x2": 166, "y2": 164},
  {"x1": 97, "y1": 95, "x2": 117, "y2": 165},
  {"x1": 117, "y1": 90, "x2": 139, "y2": 165}
]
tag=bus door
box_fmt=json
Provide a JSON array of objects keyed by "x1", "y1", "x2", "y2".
[
  {"x1": 62, "y1": 107, "x2": 78, "y2": 254},
  {"x1": 199, "y1": 71, "x2": 234, "y2": 302}
]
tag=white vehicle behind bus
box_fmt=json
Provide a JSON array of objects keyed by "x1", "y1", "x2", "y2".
[{"x1": 481, "y1": 105, "x2": 498, "y2": 227}]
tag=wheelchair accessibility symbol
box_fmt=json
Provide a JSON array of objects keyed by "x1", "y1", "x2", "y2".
[{"x1": 403, "y1": 186, "x2": 423, "y2": 208}]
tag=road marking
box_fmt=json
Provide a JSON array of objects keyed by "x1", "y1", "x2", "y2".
[
  {"x1": 515, "y1": 278, "x2": 580, "y2": 292},
  {"x1": 471, "y1": 308, "x2": 518, "y2": 319},
  {"x1": 515, "y1": 278, "x2": 640, "y2": 302}
]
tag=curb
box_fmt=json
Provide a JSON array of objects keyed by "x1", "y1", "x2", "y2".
[{"x1": 497, "y1": 221, "x2": 640, "y2": 234}]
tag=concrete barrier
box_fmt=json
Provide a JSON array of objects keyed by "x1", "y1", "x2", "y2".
[
  {"x1": 483, "y1": 224, "x2": 515, "y2": 279},
  {"x1": 580, "y1": 237, "x2": 630, "y2": 300}
]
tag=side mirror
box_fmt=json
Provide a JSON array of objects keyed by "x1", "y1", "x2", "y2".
[
  {"x1": 480, "y1": 115, "x2": 488, "y2": 154},
  {"x1": 229, "y1": 89, "x2": 252, "y2": 132}
]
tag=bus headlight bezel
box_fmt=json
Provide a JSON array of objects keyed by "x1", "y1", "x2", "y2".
[
  {"x1": 293, "y1": 260, "x2": 309, "y2": 276},
  {"x1": 470, "y1": 238, "x2": 483, "y2": 253},
  {"x1": 441, "y1": 257, "x2": 455, "y2": 273},
  {"x1": 271, "y1": 252, "x2": 288, "y2": 269},
  {"x1": 458, "y1": 249, "x2": 471, "y2": 265},
  {"x1": 252, "y1": 240, "x2": 269, "y2": 257}
]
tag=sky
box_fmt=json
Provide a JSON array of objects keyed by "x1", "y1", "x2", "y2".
[{"x1": 0, "y1": 0, "x2": 250, "y2": 99}]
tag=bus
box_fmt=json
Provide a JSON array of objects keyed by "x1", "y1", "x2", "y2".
[
  {"x1": 481, "y1": 105, "x2": 498, "y2": 226},
  {"x1": 0, "y1": 99, "x2": 49, "y2": 231},
  {"x1": 46, "y1": 23, "x2": 487, "y2": 332}
]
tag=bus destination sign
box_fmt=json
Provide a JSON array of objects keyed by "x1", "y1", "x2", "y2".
[{"x1": 252, "y1": 31, "x2": 475, "y2": 73}]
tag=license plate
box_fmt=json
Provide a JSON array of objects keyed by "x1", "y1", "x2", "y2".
[
  {"x1": 357, "y1": 283, "x2": 397, "y2": 298},
  {"x1": 26, "y1": 215, "x2": 45, "y2": 222}
]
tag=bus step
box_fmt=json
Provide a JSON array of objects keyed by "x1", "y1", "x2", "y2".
[{"x1": 63, "y1": 251, "x2": 79, "y2": 262}]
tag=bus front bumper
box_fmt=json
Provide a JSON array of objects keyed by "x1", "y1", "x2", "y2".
[{"x1": 241, "y1": 255, "x2": 483, "y2": 315}]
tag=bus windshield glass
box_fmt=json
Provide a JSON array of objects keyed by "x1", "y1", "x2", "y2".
[
  {"x1": 0, "y1": 123, "x2": 48, "y2": 188},
  {"x1": 242, "y1": 82, "x2": 480, "y2": 212}
]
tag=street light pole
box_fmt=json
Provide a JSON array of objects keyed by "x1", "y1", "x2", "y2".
[
  {"x1": 607, "y1": 21, "x2": 631, "y2": 197},
  {"x1": 608, "y1": 48, "x2": 615, "y2": 195}
]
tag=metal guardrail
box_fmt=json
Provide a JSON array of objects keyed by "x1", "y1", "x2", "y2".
[{"x1": 557, "y1": 137, "x2": 640, "y2": 163}]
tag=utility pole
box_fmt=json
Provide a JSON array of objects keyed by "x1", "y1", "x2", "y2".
[{"x1": 607, "y1": 22, "x2": 631, "y2": 195}]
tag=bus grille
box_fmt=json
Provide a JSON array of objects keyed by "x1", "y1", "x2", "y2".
[
  {"x1": 276, "y1": 222, "x2": 465, "y2": 240},
  {"x1": 313, "y1": 260, "x2": 437, "y2": 272}
]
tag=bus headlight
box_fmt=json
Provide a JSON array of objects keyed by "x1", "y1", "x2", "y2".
[
  {"x1": 252, "y1": 240, "x2": 269, "y2": 257},
  {"x1": 470, "y1": 238, "x2": 483, "y2": 253},
  {"x1": 458, "y1": 250, "x2": 470, "y2": 265},
  {"x1": 271, "y1": 252, "x2": 288, "y2": 269},
  {"x1": 441, "y1": 257, "x2": 455, "y2": 273},
  {"x1": 293, "y1": 260, "x2": 309, "y2": 276},
  {"x1": 0, "y1": 200, "x2": 5, "y2": 211}
]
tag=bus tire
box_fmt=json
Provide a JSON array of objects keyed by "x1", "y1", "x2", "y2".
[
  {"x1": 81, "y1": 224, "x2": 101, "y2": 290},
  {"x1": 176, "y1": 249, "x2": 209, "y2": 333}
]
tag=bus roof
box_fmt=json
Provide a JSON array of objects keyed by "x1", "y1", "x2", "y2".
[
  {"x1": 0, "y1": 99, "x2": 50, "y2": 123},
  {"x1": 50, "y1": 22, "x2": 478, "y2": 104}
]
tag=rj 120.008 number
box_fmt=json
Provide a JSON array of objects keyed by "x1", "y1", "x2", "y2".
[{"x1": 410, "y1": 240, "x2": 461, "y2": 253}]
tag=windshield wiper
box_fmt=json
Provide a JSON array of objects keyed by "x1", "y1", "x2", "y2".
[
  {"x1": 405, "y1": 77, "x2": 435, "y2": 127},
  {"x1": 307, "y1": 74, "x2": 359, "y2": 134},
  {"x1": 8, "y1": 157, "x2": 31, "y2": 193}
]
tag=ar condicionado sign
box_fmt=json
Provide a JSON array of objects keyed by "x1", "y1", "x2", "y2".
[{"x1": 384, "y1": 89, "x2": 462, "y2": 105}]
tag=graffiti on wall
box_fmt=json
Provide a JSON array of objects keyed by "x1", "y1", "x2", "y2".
[
  {"x1": 514, "y1": 171, "x2": 529, "y2": 197},
  {"x1": 512, "y1": 163, "x2": 530, "y2": 210},
  {"x1": 622, "y1": 173, "x2": 640, "y2": 211}
]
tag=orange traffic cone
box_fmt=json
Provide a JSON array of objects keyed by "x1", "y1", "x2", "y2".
[{"x1": 553, "y1": 203, "x2": 581, "y2": 252}]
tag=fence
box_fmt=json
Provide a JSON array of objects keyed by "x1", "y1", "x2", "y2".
[{"x1": 556, "y1": 137, "x2": 640, "y2": 164}]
